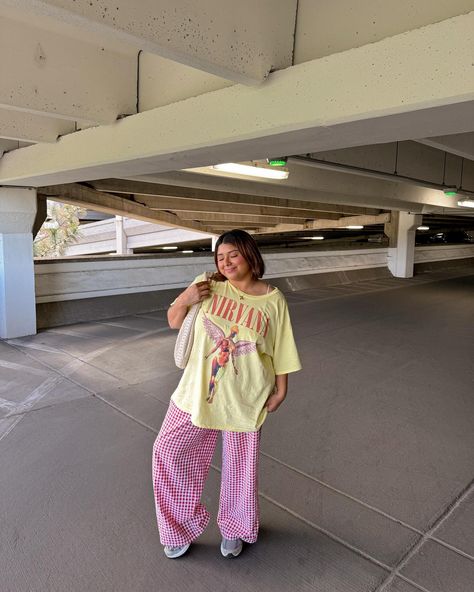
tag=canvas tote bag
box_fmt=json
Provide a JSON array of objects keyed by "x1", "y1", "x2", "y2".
[{"x1": 173, "y1": 272, "x2": 212, "y2": 369}]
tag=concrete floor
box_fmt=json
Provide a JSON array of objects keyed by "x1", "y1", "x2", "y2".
[{"x1": 1, "y1": 268, "x2": 473, "y2": 592}]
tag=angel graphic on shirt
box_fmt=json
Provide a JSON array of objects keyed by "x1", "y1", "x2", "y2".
[{"x1": 202, "y1": 314, "x2": 256, "y2": 403}]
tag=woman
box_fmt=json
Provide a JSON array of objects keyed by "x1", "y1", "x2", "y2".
[{"x1": 152, "y1": 229, "x2": 301, "y2": 559}]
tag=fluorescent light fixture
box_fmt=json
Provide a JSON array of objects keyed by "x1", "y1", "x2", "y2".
[
  {"x1": 301, "y1": 236, "x2": 325, "y2": 240},
  {"x1": 182, "y1": 250, "x2": 194, "y2": 253},
  {"x1": 213, "y1": 163, "x2": 289, "y2": 180},
  {"x1": 457, "y1": 199, "x2": 474, "y2": 208},
  {"x1": 162, "y1": 246, "x2": 178, "y2": 250},
  {"x1": 346, "y1": 225, "x2": 364, "y2": 230},
  {"x1": 417, "y1": 226, "x2": 430, "y2": 230}
]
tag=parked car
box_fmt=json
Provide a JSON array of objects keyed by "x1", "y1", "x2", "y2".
[{"x1": 429, "y1": 230, "x2": 473, "y2": 244}]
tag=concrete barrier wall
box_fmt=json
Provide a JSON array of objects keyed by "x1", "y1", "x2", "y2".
[
  {"x1": 35, "y1": 245, "x2": 474, "y2": 304},
  {"x1": 34, "y1": 245, "x2": 474, "y2": 328},
  {"x1": 414, "y1": 244, "x2": 474, "y2": 264},
  {"x1": 35, "y1": 248, "x2": 391, "y2": 303}
]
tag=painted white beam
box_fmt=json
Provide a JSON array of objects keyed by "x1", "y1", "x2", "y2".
[
  {"x1": 139, "y1": 54, "x2": 234, "y2": 111},
  {"x1": 0, "y1": 14, "x2": 137, "y2": 123},
  {"x1": 2, "y1": 0, "x2": 297, "y2": 85},
  {"x1": 294, "y1": 0, "x2": 474, "y2": 62},
  {"x1": 0, "y1": 139, "x2": 22, "y2": 157},
  {"x1": 0, "y1": 108, "x2": 75, "y2": 143},
  {"x1": 1, "y1": 12, "x2": 473, "y2": 188},
  {"x1": 418, "y1": 132, "x2": 474, "y2": 161}
]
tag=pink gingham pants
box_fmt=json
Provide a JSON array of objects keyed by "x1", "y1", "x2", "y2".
[{"x1": 152, "y1": 401, "x2": 260, "y2": 547}]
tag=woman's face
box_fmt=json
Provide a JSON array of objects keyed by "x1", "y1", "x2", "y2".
[{"x1": 216, "y1": 243, "x2": 252, "y2": 281}]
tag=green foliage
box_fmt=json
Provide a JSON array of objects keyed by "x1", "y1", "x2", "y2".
[{"x1": 33, "y1": 202, "x2": 85, "y2": 258}]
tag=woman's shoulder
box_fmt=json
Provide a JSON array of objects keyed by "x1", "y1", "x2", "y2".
[
  {"x1": 193, "y1": 271, "x2": 221, "y2": 284},
  {"x1": 254, "y1": 279, "x2": 282, "y2": 296}
]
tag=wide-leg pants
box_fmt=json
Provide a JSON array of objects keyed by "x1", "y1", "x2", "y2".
[{"x1": 152, "y1": 401, "x2": 260, "y2": 547}]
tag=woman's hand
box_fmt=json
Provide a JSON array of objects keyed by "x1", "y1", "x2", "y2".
[
  {"x1": 179, "y1": 280, "x2": 211, "y2": 306},
  {"x1": 167, "y1": 279, "x2": 211, "y2": 329},
  {"x1": 265, "y1": 374, "x2": 288, "y2": 412},
  {"x1": 265, "y1": 389, "x2": 286, "y2": 412}
]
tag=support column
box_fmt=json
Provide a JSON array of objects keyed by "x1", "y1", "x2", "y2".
[
  {"x1": 211, "y1": 236, "x2": 218, "y2": 252},
  {"x1": 115, "y1": 215, "x2": 132, "y2": 254},
  {"x1": 386, "y1": 211, "x2": 422, "y2": 278},
  {"x1": 0, "y1": 187, "x2": 37, "y2": 338},
  {"x1": 33, "y1": 195, "x2": 47, "y2": 238}
]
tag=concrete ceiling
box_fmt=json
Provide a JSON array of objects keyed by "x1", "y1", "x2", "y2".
[{"x1": 1, "y1": 0, "x2": 474, "y2": 232}]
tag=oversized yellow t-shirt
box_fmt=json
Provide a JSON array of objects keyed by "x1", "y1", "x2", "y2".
[{"x1": 171, "y1": 274, "x2": 302, "y2": 432}]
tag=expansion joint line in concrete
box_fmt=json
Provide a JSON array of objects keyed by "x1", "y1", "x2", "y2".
[
  {"x1": 373, "y1": 478, "x2": 474, "y2": 592},
  {"x1": 260, "y1": 451, "x2": 423, "y2": 534},
  {"x1": 92, "y1": 393, "x2": 157, "y2": 434},
  {"x1": 1, "y1": 327, "x2": 169, "y2": 428}
]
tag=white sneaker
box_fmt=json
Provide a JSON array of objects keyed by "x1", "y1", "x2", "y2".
[
  {"x1": 163, "y1": 543, "x2": 191, "y2": 559},
  {"x1": 220, "y1": 538, "x2": 243, "y2": 558}
]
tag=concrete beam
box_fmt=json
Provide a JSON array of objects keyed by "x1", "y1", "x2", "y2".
[
  {"x1": 0, "y1": 14, "x2": 137, "y2": 123},
  {"x1": 144, "y1": 167, "x2": 461, "y2": 215},
  {"x1": 294, "y1": 0, "x2": 474, "y2": 61},
  {"x1": 254, "y1": 213, "x2": 391, "y2": 234},
  {"x1": 176, "y1": 212, "x2": 307, "y2": 225},
  {"x1": 298, "y1": 140, "x2": 467, "y2": 190},
  {"x1": 1, "y1": 11, "x2": 473, "y2": 187},
  {"x1": 0, "y1": 139, "x2": 23, "y2": 157},
  {"x1": 0, "y1": 109, "x2": 75, "y2": 143},
  {"x1": 2, "y1": 0, "x2": 297, "y2": 85},
  {"x1": 91, "y1": 179, "x2": 379, "y2": 216},
  {"x1": 138, "y1": 53, "x2": 233, "y2": 111},
  {"x1": 38, "y1": 184, "x2": 215, "y2": 234},
  {"x1": 418, "y1": 132, "x2": 474, "y2": 161},
  {"x1": 149, "y1": 200, "x2": 342, "y2": 221}
]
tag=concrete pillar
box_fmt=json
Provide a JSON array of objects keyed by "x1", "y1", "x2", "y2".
[
  {"x1": 387, "y1": 211, "x2": 422, "y2": 278},
  {"x1": 115, "y1": 216, "x2": 132, "y2": 254},
  {"x1": 211, "y1": 236, "x2": 218, "y2": 252},
  {"x1": 32, "y1": 195, "x2": 47, "y2": 238},
  {"x1": 0, "y1": 187, "x2": 37, "y2": 338}
]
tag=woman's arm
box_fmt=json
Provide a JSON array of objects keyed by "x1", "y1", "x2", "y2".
[
  {"x1": 167, "y1": 280, "x2": 210, "y2": 329},
  {"x1": 265, "y1": 374, "x2": 288, "y2": 412}
]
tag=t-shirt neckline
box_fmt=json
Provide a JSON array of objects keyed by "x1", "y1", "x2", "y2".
[{"x1": 226, "y1": 280, "x2": 278, "y2": 299}]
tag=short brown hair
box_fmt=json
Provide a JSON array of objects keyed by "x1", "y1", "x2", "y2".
[{"x1": 213, "y1": 229, "x2": 265, "y2": 280}]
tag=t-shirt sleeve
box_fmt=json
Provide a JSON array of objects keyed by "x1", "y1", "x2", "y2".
[
  {"x1": 169, "y1": 273, "x2": 207, "y2": 307},
  {"x1": 272, "y1": 297, "x2": 302, "y2": 375}
]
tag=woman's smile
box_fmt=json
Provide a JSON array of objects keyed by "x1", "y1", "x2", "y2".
[{"x1": 217, "y1": 244, "x2": 251, "y2": 280}]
